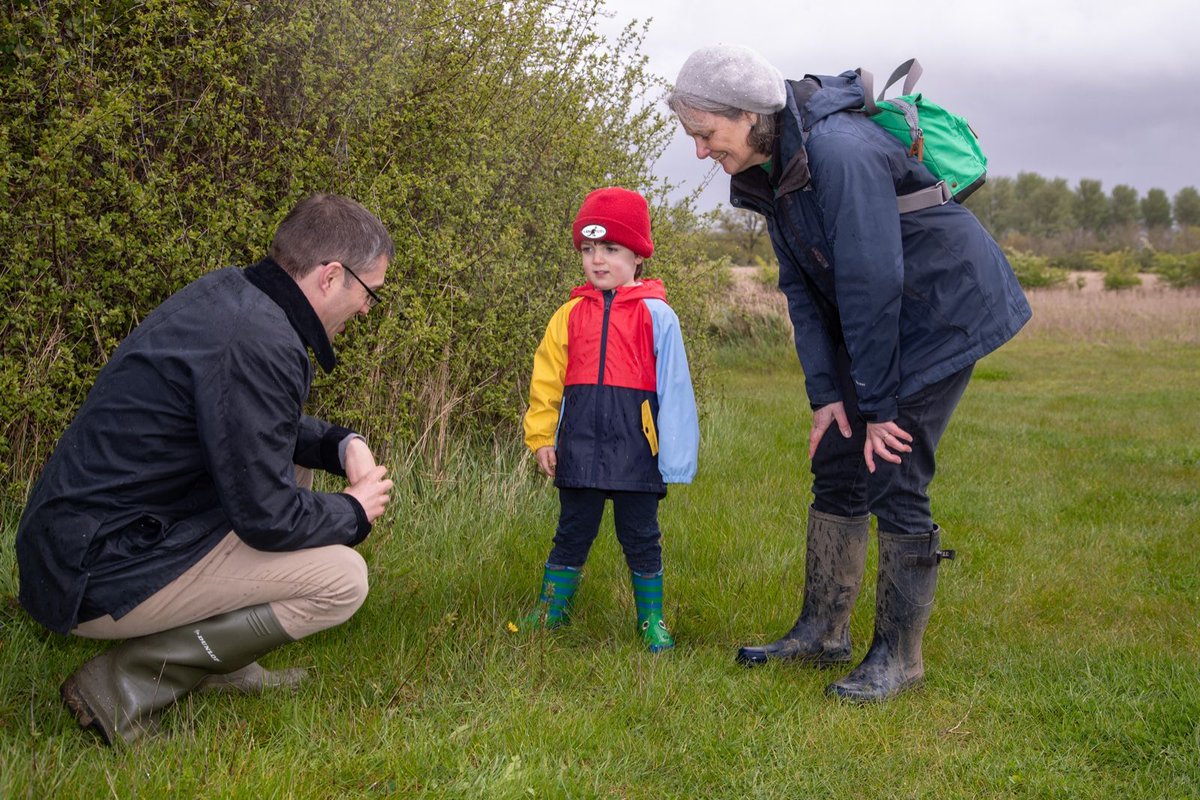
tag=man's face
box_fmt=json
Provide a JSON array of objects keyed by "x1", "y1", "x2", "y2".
[{"x1": 323, "y1": 254, "x2": 388, "y2": 340}]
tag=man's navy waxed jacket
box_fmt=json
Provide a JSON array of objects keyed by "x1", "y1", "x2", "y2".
[{"x1": 16, "y1": 259, "x2": 370, "y2": 634}]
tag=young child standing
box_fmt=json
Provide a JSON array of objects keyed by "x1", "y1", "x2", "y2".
[{"x1": 518, "y1": 187, "x2": 699, "y2": 652}]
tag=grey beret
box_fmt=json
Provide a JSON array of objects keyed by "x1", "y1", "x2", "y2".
[{"x1": 673, "y1": 44, "x2": 786, "y2": 114}]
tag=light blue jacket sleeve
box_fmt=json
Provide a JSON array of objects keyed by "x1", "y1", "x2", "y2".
[{"x1": 645, "y1": 298, "x2": 699, "y2": 484}]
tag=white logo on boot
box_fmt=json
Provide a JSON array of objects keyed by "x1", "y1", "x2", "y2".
[{"x1": 194, "y1": 630, "x2": 222, "y2": 662}]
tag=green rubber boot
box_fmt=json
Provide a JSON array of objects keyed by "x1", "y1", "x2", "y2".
[
  {"x1": 515, "y1": 564, "x2": 581, "y2": 631},
  {"x1": 60, "y1": 604, "x2": 294, "y2": 745},
  {"x1": 632, "y1": 570, "x2": 675, "y2": 653},
  {"x1": 195, "y1": 661, "x2": 309, "y2": 694}
]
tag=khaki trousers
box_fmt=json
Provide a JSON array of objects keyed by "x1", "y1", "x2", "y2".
[{"x1": 73, "y1": 470, "x2": 369, "y2": 641}]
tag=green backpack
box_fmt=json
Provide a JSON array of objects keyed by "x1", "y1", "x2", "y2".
[{"x1": 858, "y1": 58, "x2": 988, "y2": 212}]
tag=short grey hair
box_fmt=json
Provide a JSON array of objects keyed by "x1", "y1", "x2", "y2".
[
  {"x1": 666, "y1": 91, "x2": 779, "y2": 158},
  {"x1": 270, "y1": 194, "x2": 394, "y2": 280}
]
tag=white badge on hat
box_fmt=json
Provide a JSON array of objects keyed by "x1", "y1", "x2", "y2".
[{"x1": 581, "y1": 224, "x2": 607, "y2": 239}]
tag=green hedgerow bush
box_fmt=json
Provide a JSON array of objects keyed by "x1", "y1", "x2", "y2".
[
  {"x1": 0, "y1": 0, "x2": 717, "y2": 498},
  {"x1": 753, "y1": 262, "x2": 780, "y2": 290},
  {"x1": 1004, "y1": 250, "x2": 1069, "y2": 289},
  {"x1": 1148, "y1": 251, "x2": 1200, "y2": 288},
  {"x1": 1090, "y1": 251, "x2": 1143, "y2": 291}
]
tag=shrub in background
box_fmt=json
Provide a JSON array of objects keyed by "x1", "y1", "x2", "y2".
[
  {"x1": 0, "y1": 0, "x2": 716, "y2": 497},
  {"x1": 1149, "y1": 252, "x2": 1200, "y2": 288},
  {"x1": 1090, "y1": 251, "x2": 1143, "y2": 291},
  {"x1": 1004, "y1": 250, "x2": 1069, "y2": 289}
]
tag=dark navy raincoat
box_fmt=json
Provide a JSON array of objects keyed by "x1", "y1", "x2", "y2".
[
  {"x1": 731, "y1": 72, "x2": 1031, "y2": 422},
  {"x1": 16, "y1": 259, "x2": 371, "y2": 634}
]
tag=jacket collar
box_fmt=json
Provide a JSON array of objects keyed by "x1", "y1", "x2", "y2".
[
  {"x1": 729, "y1": 77, "x2": 826, "y2": 210},
  {"x1": 244, "y1": 257, "x2": 337, "y2": 373},
  {"x1": 569, "y1": 278, "x2": 667, "y2": 303}
]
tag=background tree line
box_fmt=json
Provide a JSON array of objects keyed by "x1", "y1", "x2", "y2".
[
  {"x1": 0, "y1": 0, "x2": 717, "y2": 500},
  {"x1": 702, "y1": 174, "x2": 1200, "y2": 287},
  {"x1": 967, "y1": 175, "x2": 1198, "y2": 252}
]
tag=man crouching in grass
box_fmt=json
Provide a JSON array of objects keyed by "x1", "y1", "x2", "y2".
[{"x1": 15, "y1": 194, "x2": 394, "y2": 745}]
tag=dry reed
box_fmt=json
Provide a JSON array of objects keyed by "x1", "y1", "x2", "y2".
[
  {"x1": 1023, "y1": 284, "x2": 1200, "y2": 344},
  {"x1": 727, "y1": 266, "x2": 1200, "y2": 345}
]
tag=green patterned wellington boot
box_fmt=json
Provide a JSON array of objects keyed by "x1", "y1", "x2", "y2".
[
  {"x1": 516, "y1": 564, "x2": 581, "y2": 631},
  {"x1": 631, "y1": 570, "x2": 675, "y2": 653}
]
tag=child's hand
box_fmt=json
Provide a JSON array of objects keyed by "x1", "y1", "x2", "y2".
[{"x1": 535, "y1": 446, "x2": 557, "y2": 477}]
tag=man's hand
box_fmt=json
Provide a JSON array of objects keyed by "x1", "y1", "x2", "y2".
[
  {"x1": 808, "y1": 401, "x2": 852, "y2": 459},
  {"x1": 863, "y1": 420, "x2": 913, "y2": 473},
  {"x1": 343, "y1": 437, "x2": 378, "y2": 485},
  {"x1": 343, "y1": 464, "x2": 392, "y2": 522},
  {"x1": 535, "y1": 446, "x2": 557, "y2": 477}
]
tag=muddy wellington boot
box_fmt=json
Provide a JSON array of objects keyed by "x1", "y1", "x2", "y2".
[
  {"x1": 195, "y1": 661, "x2": 309, "y2": 694},
  {"x1": 516, "y1": 564, "x2": 582, "y2": 630},
  {"x1": 827, "y1": 527, "x2": 954, "y2": 702},
  {"x1": 737, "y1": 507, "x2": 870, "y2": 666},
  {"x1": 60, "y1": 604, "x2": 295, "y2": 745},
  {"x1": 631, "y1": 570, "x2": 675, "y2": 652}
]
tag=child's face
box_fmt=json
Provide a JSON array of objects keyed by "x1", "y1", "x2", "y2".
[{"x1": 580, "y1": 240, "x2": 643, "y2": 291}]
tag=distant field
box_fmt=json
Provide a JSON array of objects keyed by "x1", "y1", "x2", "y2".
[
  {"x1": 726, "y1": 264, "x2": 1200, "y2": 345},
  {"x1": 1021, "y1": 281, "x2": 1200, "y2": 344}
]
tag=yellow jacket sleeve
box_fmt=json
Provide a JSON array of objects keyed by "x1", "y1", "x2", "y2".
[{"x1": 523, "y1": 299, "x2": 577, "y2": 452}]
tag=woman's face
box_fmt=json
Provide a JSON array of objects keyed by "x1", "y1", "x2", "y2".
[{"x1": 678, "y1": 108, "x2": 768, "y2": 175}]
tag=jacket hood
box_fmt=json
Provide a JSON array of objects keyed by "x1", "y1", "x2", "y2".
[
  {"x1": 796, "y1": 70, "x2": 866, "y2": 127},
  {"x1": 570, "y1": 278, "x2": 667, "y2": 303},
  {"x1": 762, "y1": 70, "x2": 868, "y2": 198}
]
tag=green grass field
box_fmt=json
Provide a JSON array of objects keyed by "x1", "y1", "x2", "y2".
[{"x1": 2, "y1": 291, "x2": 1198, "y2": 798}]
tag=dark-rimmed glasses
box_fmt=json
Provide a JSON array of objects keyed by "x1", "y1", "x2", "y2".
[{"x1": 341, "y1": 263, "x2": 384, "y2": 309}]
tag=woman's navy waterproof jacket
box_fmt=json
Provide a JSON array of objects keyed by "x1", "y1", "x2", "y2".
[
  {"x1": 730, "y1": 72, "x2": 1031, "y2": 422},
  {"x1": 16, "y1": 259, "x2": 370, "y2": 634},
  {"x1": 524, "y1": 279, "x2": 699, "y2": 494}
]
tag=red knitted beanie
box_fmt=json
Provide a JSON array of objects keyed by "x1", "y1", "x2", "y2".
[{"x1": 571, "y1": 187, "x2": 654, "y2": 258}]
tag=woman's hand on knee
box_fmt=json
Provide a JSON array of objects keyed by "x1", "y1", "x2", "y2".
[
  {"x1": 863, "y1": 420, "x2": 913, "y2": 473},
  {"x1": 808, "y1": 402, "x2": 852, "y2": 459}
]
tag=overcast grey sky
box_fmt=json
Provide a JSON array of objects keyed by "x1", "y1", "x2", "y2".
[{"x1": 593, "y1": 0, "x2": 1197, "y2": 212}]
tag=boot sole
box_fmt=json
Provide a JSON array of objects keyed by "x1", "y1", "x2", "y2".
[
  {"x1": 60, "y1": 673, "x2": 115, "y2": 746},
  {"x1": 825, "y1": 675, "x2": 925, "y2": 703},
  {"x1": 61, "y1": 660, "x2": 161, "y2": 745},
  {"x1": 735, "y1": 647, "x2": 851, "y2": 668}
]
